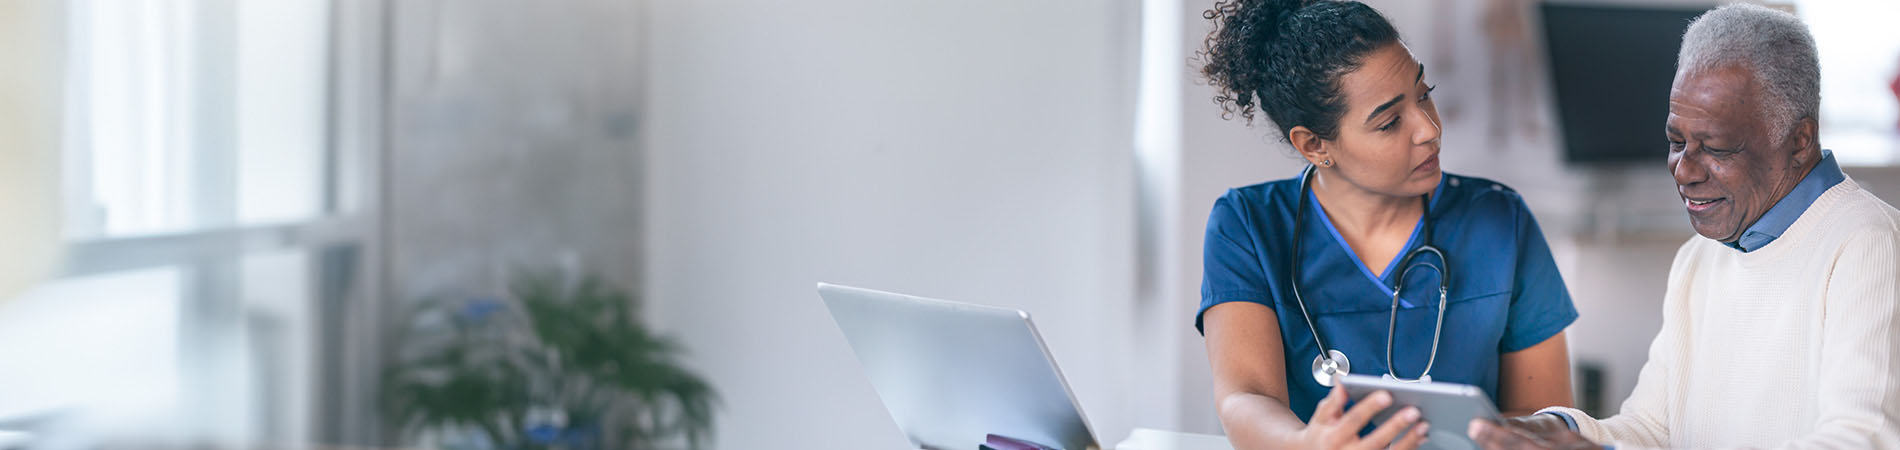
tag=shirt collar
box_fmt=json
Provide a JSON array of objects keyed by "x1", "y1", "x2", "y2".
[{"x1": 1725, "y1": 149, "x2": 1844, "y2": 252}]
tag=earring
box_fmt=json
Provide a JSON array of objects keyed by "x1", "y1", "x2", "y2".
[{"x1": 1320, "y1": 159, "x2": 1332, "y2": 167}]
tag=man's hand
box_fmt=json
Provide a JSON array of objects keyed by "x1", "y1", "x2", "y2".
[
  {"x1": 1467, "y1": 418, "x2": 1602, "y2": 450},
  {"x1": 1501, "y1": 414, "x2": 1572, "y2": 436}
]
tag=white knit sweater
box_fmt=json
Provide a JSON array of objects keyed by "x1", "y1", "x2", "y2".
[{"x1": 1540, "y1": 177, "x2": 1900, "y2": 449}]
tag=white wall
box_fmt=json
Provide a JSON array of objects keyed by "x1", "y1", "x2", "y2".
[
  {"x1": 643, "y1": 0, "x2": 1145, "y2": 448},
  {"x1": 0, "y1": 0, "x2": 62, "y2": 300},
  {"x1": 384, "y1": 0, "x2": 647, "y2": 304}
]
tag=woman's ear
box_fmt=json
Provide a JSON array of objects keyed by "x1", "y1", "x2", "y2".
[{"x1": 1289, "y1": 126, "x2": 1331, "y2": 167}]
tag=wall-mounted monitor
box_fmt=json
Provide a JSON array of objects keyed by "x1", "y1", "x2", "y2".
[{"x1": 1542, "y1": 3, "x2": 1714, "y2": 164}]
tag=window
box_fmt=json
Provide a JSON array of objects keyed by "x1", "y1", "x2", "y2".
[
  {"x1": 0, "y1": 0, "x2": 362, "y2": 445},
  {"x1": 65, "y1": 0, "x2": 329, "y2": 239},
  {"x1": 0, "y1": 268, "x2": 182, "y2": 428},
  {"x1": 1795, "y1": 0, "x2": 1900, "y2": 166}
]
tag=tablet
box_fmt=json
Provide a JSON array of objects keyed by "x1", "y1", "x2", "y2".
[{"x1": 1340, "y1": 374, "x2": 1500, "y2": 450}]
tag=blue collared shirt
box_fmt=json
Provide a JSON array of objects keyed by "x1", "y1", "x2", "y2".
[{"x1": 1725, "y1": 150, "x2": 1845, "y2": 252}]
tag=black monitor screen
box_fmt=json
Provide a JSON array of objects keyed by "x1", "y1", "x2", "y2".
[{"x1": 1541, "y1": 3, "x2": 1711, "y2": 164}]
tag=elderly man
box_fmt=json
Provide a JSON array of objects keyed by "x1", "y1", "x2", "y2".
[{"x1": 1469, "y1": 4, "x2": 1900, "y2": 450}]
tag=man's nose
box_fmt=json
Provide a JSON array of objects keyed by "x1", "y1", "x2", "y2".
[{"x1": 1671, "y1": 149, "x2": 1708, "y2": 186}]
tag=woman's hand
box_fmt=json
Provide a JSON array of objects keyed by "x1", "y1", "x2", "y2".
[{"x1": 1298, "y1": 383, "x2": 1430, "y2": 450}]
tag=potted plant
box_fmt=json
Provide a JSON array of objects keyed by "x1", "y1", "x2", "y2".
[{"x1": 382, "y1": 269, "x2": 716, "y2": 449}]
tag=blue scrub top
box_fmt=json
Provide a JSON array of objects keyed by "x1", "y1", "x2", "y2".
[{"x1": 1197, "y1": 170, "x2": 1577, "y2": 422}]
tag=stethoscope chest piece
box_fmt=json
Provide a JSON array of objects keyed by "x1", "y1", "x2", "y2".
[{"x1": 1310, "y1": 349, "x2": 1350, "y2": 387}]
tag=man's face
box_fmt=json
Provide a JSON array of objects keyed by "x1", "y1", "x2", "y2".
[{"x1": 1666, "y1": 65, "x2": 1802, "y2": 243}]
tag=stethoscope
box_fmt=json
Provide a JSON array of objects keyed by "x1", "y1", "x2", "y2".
[{"x1": 1290, "y1": 165, "x2": 1449, "y2": 387}]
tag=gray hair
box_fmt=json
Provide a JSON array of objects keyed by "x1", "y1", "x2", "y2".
[{"x1": 1677, "y1": 3, "x2": 1821, "y2": 139}]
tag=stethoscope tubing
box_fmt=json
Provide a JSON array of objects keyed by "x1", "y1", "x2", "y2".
[{"x1": 1289, "y1": 165, "x2": 1449, "y2": 385}]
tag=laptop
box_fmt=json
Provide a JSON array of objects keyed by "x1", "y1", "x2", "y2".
[{"x1": 817, "y1": 283, "x2": 1100, "y2": 450}]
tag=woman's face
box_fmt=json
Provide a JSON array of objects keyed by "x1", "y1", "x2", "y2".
[{"x1": 1321, "y1": 42, "x2": 1443, "y2": 198}]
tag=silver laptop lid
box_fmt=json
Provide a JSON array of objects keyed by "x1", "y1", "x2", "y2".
[{"x1": 817, "y1": 283, "x2": 1098, "y2": 450}]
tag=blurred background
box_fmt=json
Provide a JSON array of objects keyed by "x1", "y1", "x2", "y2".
[{"x1": 0, "y1": 0, "x2": 1896, "y2": 448}]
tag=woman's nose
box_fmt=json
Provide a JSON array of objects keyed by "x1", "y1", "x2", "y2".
[{"x1": 1414, "y1": 109, "x2": 1442, "y2": 146}]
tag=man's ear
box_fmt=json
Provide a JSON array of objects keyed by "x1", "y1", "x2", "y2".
[
  {"x1": 1788, "y1": 116, "x2": 1820, "y2": 166},
  {"x1": 1289, "y1": 126, "x2": 1330, "y2": 166}
]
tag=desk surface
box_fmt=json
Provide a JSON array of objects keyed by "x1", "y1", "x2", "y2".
[{"x1": 1112, "y1": 428, "x2": 1233, "y2": 450}]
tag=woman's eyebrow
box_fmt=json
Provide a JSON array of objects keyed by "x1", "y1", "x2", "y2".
[{"x1": 1364, "y1": 64, "x2": 1426, "y2": 126}]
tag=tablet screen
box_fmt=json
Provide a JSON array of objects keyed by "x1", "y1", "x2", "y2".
[{"x1": 1340, "y1": 374, "x2": 1502, "y2": 450}]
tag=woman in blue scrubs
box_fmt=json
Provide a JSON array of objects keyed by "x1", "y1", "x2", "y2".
[{"x1": 1196, "y1": 1, "x2": 1578, "y2": 448}]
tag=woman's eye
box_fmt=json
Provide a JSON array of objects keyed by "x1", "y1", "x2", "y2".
[
  {"x1": 1378, "y1": 117, "x2": 1399, "y2": 132},
  {"x1": 1419, "y1": 85, "x2": 1436, "y2": 102}
]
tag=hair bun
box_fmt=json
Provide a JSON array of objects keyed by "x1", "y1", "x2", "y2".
[
  {"x1": 1204, "y1": 0, "x2": 1311, "y2": 42},
  {"x1": 1197, "y1": 0, "x2": 1400, "y2": 141}
]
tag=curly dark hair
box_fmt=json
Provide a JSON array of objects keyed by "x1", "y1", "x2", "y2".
[{"x1": 1198, "y1": 0, "x2": 1400, "y2": 141}]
